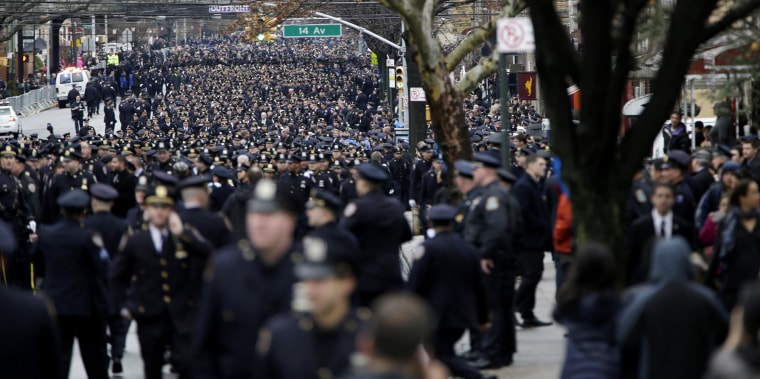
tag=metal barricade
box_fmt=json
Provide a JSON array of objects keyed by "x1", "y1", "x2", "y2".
[{"x1": 3, "y1": 86, "x2": 56, "y2": 117}]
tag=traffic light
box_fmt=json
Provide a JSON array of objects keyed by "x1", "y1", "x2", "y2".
[
  {"x1": 21, "y1": 54, "x2": 29, "y2": 63},
  {"x1": 395, "y1": 67, "x2": 404, "y2": 89},
  {"x1": 265, "y1": 27, "x2": 278, "y2": 42}
]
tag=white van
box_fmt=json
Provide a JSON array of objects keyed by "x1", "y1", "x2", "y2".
[{"x1": 56, "y1": 68, "x2": 91, "y2": 108}]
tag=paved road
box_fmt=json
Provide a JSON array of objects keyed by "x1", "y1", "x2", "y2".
[
  {"x1": 20, "y1": 102, "x2": 112, "y2": 140},
  {"x1": 69, "y1": 241, "x2": 564, "y2": 378}
]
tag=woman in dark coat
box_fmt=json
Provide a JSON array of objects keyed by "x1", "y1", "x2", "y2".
[
  {"x1": 706, "y1": 178, "x2": 760, "y2": 311},
  {"x1": 554, "y1": 243, "x2": 620, "y2": 379}
]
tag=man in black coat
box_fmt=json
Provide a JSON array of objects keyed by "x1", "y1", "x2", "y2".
[
  {"x1": 408, "y1": 204, "x2": 493, "y2": 379},
  {"x1": 511, "y1": 154, "x2": 553, "y2": 327},
  {"x1": 84, "y1": 81, "x2": 99, "y2": 118},
  {"x1": 110, "y1": 185, "x2": 212, "y2": 379},
  {"x1": 627, "y1": 181, "x2": 697, "y2": 286},
  {"x1": 0, "y1": 221, "x2": 60, "y2": 379},
  {"x1": 106, "y1": 154, "x2": 137, "y2": 218},
  {"x1": 341, "y1": 163, "x2": 412, "y2": 307},
  {"x1": 33, "y1": 189, "x2": 110, "y2": 379}
]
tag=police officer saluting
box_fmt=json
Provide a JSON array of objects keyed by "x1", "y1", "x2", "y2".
[
  {"x1": 255, "y1": 234, "x2": 367, "y2": 378},
  {"x1": 408, "y1": 204, "x2": 494, "y2": 379},
  {"x1": 110, "y1": 185, "x2": 213, "y2": 379},
  {"x1": 341, "y1": 163, "x2": 412, "y2": 307},
  {"x1": 33, "y1": 189, "x2": 110, "y2": 379}
]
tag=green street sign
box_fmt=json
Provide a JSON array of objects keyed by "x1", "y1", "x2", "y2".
[
  {"x1": 83, "y1": 25, "x2": 92, "y2": 30},
  {"x1": 282, "y1": 24, "x2": 342, "y2": 38}
]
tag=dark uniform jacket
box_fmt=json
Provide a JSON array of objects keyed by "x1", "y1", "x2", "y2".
[
  {"x1": 341, "y1": 190, "x2": 412, "y2": 292},
  {"x1": 0, "y1": 287, "x2": 60, "y2": 379},
  {"x1": 84, "y1": 211, "x2": 128, "y2": 258},
  {"x1": 512, "y1": 174, "x2": 552, "y2": 252},
  {"x1": 192, "y1": 241, "x2": 300, "y2": 379},
  {"x1": 34, "y1": 218, "x2": 110, "y2": 317},
  {"x1": 107, "y1": 170, "x2": 137, "y2": 218},
  {"x1": 110, "y1": 226, "x2": 212, "y2": 332},
  {"x1": 463, "y1": 181, "x2": 522, "y2": 260},
  {"x1": 407, "y1": 231, "x2": 488, "y2": 329},
  {"x1": 255, "y1": 311, "x2": 367, "y2": 379},
  {"x1": 181, "y1": 206, "x2": 232, "y2": 249}
]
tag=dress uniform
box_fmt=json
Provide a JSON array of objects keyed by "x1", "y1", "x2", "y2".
[
  {"x1": 84, "y1": 183, "x2": 130, "y2": 374},
  {"x1": 45, "y1": 147, "x2": 94, "y2": 222},
  {"x1": 0, "y1": 145, "x2": 34, "y2": 288},
  {"x1": 0, "y1": 220, "x2": 60, "y2": 379},
  {"x1": 210, "y1": 167, "x2": 236, "y2": 213},
  {"x1": 192, "y1": 180, "x2": 303, "y2": 379},
  {"x1": 177, "y1": 174, "x2": 232, "y2": 249},
  {"x1": 408, "y1": 205, "x2": 493, "y2": 379},
  {"x1": 453, "y1": 160, "x2": 482, "y2": 235},
  {"x1": 125, "y1": 176, "x2": 149, "y2": 230},
  {"x1": 110, "y1": 185, "x2": 213, "y2": 379},
  {"x1": 388, "y1": 148, "x2": 411, "y2": 206},
  {"x1": 255, "y1": 233, "x2": 366, "y2": 379},
  {"x1": 341, "y1": 163, "x2": 412, "y2": 307},
  {"x1": 463, "y1": 151, "x2": 522, "y2": 369},
  {"x1": 33, "y1": 189, "x2": 110, "y2": 379},
  {"x1": 662, "y1": 152, "x2": 697, "y2": 224}
]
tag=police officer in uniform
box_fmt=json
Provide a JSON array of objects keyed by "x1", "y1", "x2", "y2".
[
  {"x1": 125, "y1": 175, "x2": 150, "y2": 230},
  {"x1": 192, "y1": 179, "x2": 303, "y2": 379},
  {"x1": 408, "y1": 204, "x2": 494, "y2": 379},
  {"x1": 662, "y1": 151, "x2": 697, "y2": 224},
  {"x1": 178, "y1": 174, "x2": 232, "y2": 249},
  {"x1": 44, "y1": 146, "x2": 94, "y2": 223},
  {"x1": 16, "y1": 153, "x2": 42, "y2": 222},
  {"x1": 388, "y1": 147, "x2": 411, "y2": 207},
  {"x1": 210, "y1": 167, "x2": 236, "y2": 213},
  {"x1": 84, "y1": 183, "x2": 130, "y2": 374},
  {"x1": 33, "y1": 189, "x2": 110, "y2": 379},
  {"x1": 255, "y1": 234, "x2": 367, "y2": 379},
  {"x1": 0, "y1": 221, "x2": 60, "y2": 379},
  {"x1": 0, "y1": 145, "x2": 34, "y2": 288},
  {"x1": 110, "y1": 185, "x2": 212, "y2": 379},
  {"x1": 453, "y1": 160, "x2": 482, "y2": 235},
  {"x1": 463, "y1": 151, "x2": 522, "y2": 370},
  {"x1": 341, "y1": 163, "x2": 412, "y2": 307}
]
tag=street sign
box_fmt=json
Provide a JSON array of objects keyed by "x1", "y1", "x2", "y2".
[
  {"x1": 497, "y1": 18, "x2": 534, "y2": 53},
  {"x1": 409, "y1": 87, "x2": 426, "y2": 102},
  {"x1": 388, "y1": 68, "x2": 395, "y2": 87},
  {"x1": 386, "y1": 58, "x2": 395, "y2": 67},
  {"x1": 282, "y1": 24, "x2": 341, "y2": 38},
  {"x1": 73, "y1": 27, "x2": 85, "y2": 34},
  {"x1": 208, "y1": 5, "x2": 250, "y2": 13}
]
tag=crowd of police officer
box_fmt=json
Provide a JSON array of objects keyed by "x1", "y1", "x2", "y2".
[{"x1": 0, "y1": 32, "x2": 559, "y2": 379}]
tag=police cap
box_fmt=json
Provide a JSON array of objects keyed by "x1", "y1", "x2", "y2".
[
  {"x1": 247, "y1": 179, "x2": 304, "y2": 214},
  {"x1": 90, "y1": 183, "x2": 118, "y2": 201},
  {"x1": 145, "y1": 185, "x2": 174, "y2": 206},
  {"x1": 57, "y1": 189, "x2": 90, "y2": 210},
  {"x1": 153, "y1": 170, "x2": 178, "y2": 186},
  {"x1": 213, "y1": 167, "x2": 233, "y2": 180},
  {"x1": 454, "y1": 159, "x2": 475, "y2": 178},
  {"x1": 664, "y1": 150, "x2": 690, "y2": 170},
  {"x1": 473, "y1": 150, "x2": 501, "y2": 168},
  {"x1": 177, "y1": 174, "x2": 211, "y2": 191},
  {"x1": 356, "y1": 163, "x2": 390, "y2": 182},
  {"x1": 306, "y1": 189, "x2": 342, "y2": 215},
  {"x1": 427, "y1": 204, "x2": 458, "y2": 222},
  {"x1": 295, "y1": 235, "x2": 359, "y2": 280},
  {"x1": 497, "y1": 168, "x2": 518, "y2": 184}
]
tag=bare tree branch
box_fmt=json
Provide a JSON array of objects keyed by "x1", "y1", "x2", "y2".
[
  {"x1": 455, "y1": 51, "x2": 498, "y2": 94},
  {"x1": 700, "y1": 0, "x2": 760, "y2": 43},
  {"x1": 444, "y1": 1, "x2": 523, "y2": 71},
  {"x1": 434, "y1": 0, "x2": 479, "y2": 15},
  {"x1": 0, "y1": 3, "x2": 89, "y2": 43}
]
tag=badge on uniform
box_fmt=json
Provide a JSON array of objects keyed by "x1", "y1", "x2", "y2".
[
  {"x1": 28, "y1": 183, "x2": 35, "y2": 193},
  {"x1": 486, "y1": 196, "x2": 499, "y2": 211},
  {"x1": 304, "y1": 237, "x2": 327, "y2": 262},
  {"x1": 344, "y1": 203, "x2": 357, "y2": 218},
  {"x1": 455, "y1": 213, "x2": 464, "y2": 223},
  {"x1": 635, "y1": 189, "x2": 647, "y2": 203}
]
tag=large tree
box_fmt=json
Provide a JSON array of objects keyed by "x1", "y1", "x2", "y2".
[
  {"x1": 524, "y1": 0, "x2": 760, "y2": 257},
  {"x1": 0, "y1": 1, "x2": 90, "y2": 43}
]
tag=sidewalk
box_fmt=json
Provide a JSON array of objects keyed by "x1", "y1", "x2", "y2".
[{"x1": 402, "y1": 234, "x2": 565, "y2": 379}]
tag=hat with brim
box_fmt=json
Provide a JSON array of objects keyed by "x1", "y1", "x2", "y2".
[
  {"x1": 247, "y1": 179, "x2": 303, "y2": 214},
  {"x1": 295, "y1": 235, "x2": 358, "y2": 280},
  {"x1": 145, "y1": 185, "x2": 175, "y2": 206},
  {"x1": 356, "y1": 163, "x2": 390, "y2": 182},
  {"x1": 61, "y1": 148, "x2": 82, "y2": 162},
  {"x1": 57, "y1": 189, "x2": 90, "y2": 210},
  {"x1": 0, "y1": 145, "x2": 16, "y2": 157}
]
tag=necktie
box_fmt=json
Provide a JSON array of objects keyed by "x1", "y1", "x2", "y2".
[
  {"x1": 160, "y1": 233, "x2": 169, "y2": 255},
  {"x1": 660, "y1": 220, "x2": 666, "y2": 238}
]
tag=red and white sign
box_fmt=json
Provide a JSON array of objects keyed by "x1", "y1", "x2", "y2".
[
  {"x1": 497, "y1": 18, "x2": 534, "y2": 53},
  {"x1": 409, "y1": 87, "x2": 426, "y2": 102}
]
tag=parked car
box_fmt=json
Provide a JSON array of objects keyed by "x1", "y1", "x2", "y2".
[{"x1": 0, "y1": 101, "x2": 22, "y2": 138}]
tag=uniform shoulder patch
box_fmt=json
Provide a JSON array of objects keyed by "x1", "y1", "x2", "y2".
[
  {"x1": 91, "y1": 233, "x2": 104, "y2": 249},
  {"x1": 28, "y1": 183, "x2": 36, "y2": 193},
  {"x1": 344, "y1": 202, "x2": 357, "y2": 218},
  {"x1": 635, "y1": 189, "x2": 647, "y2": 203},
  {"x1": 485, "y1": 196, "x2": 499, "y2": 211}
]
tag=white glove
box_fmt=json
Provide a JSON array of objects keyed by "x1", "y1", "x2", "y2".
[
  {"x1": 409, "y1": 200, "x2": 417, "y2": 208},
  {"x1": 27, "y1": 221, "x2": 36, "y2": 233}
]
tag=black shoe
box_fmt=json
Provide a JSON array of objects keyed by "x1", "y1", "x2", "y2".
[
  {"x1": 521, "y1": 317, "x2": 553, "y2": 328},
  {"x1": 478, "y1": 374, "x2": 498, "y2": 379},
  {"x1": 112, "y1": 358, "x2": 123, "y2": 374},
  {"x1": 475, "y1": 357, "x2": 513, "y2": 370},
  {"x1": 460, "y1": 350, "x2": 483, "y2": 361}
]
